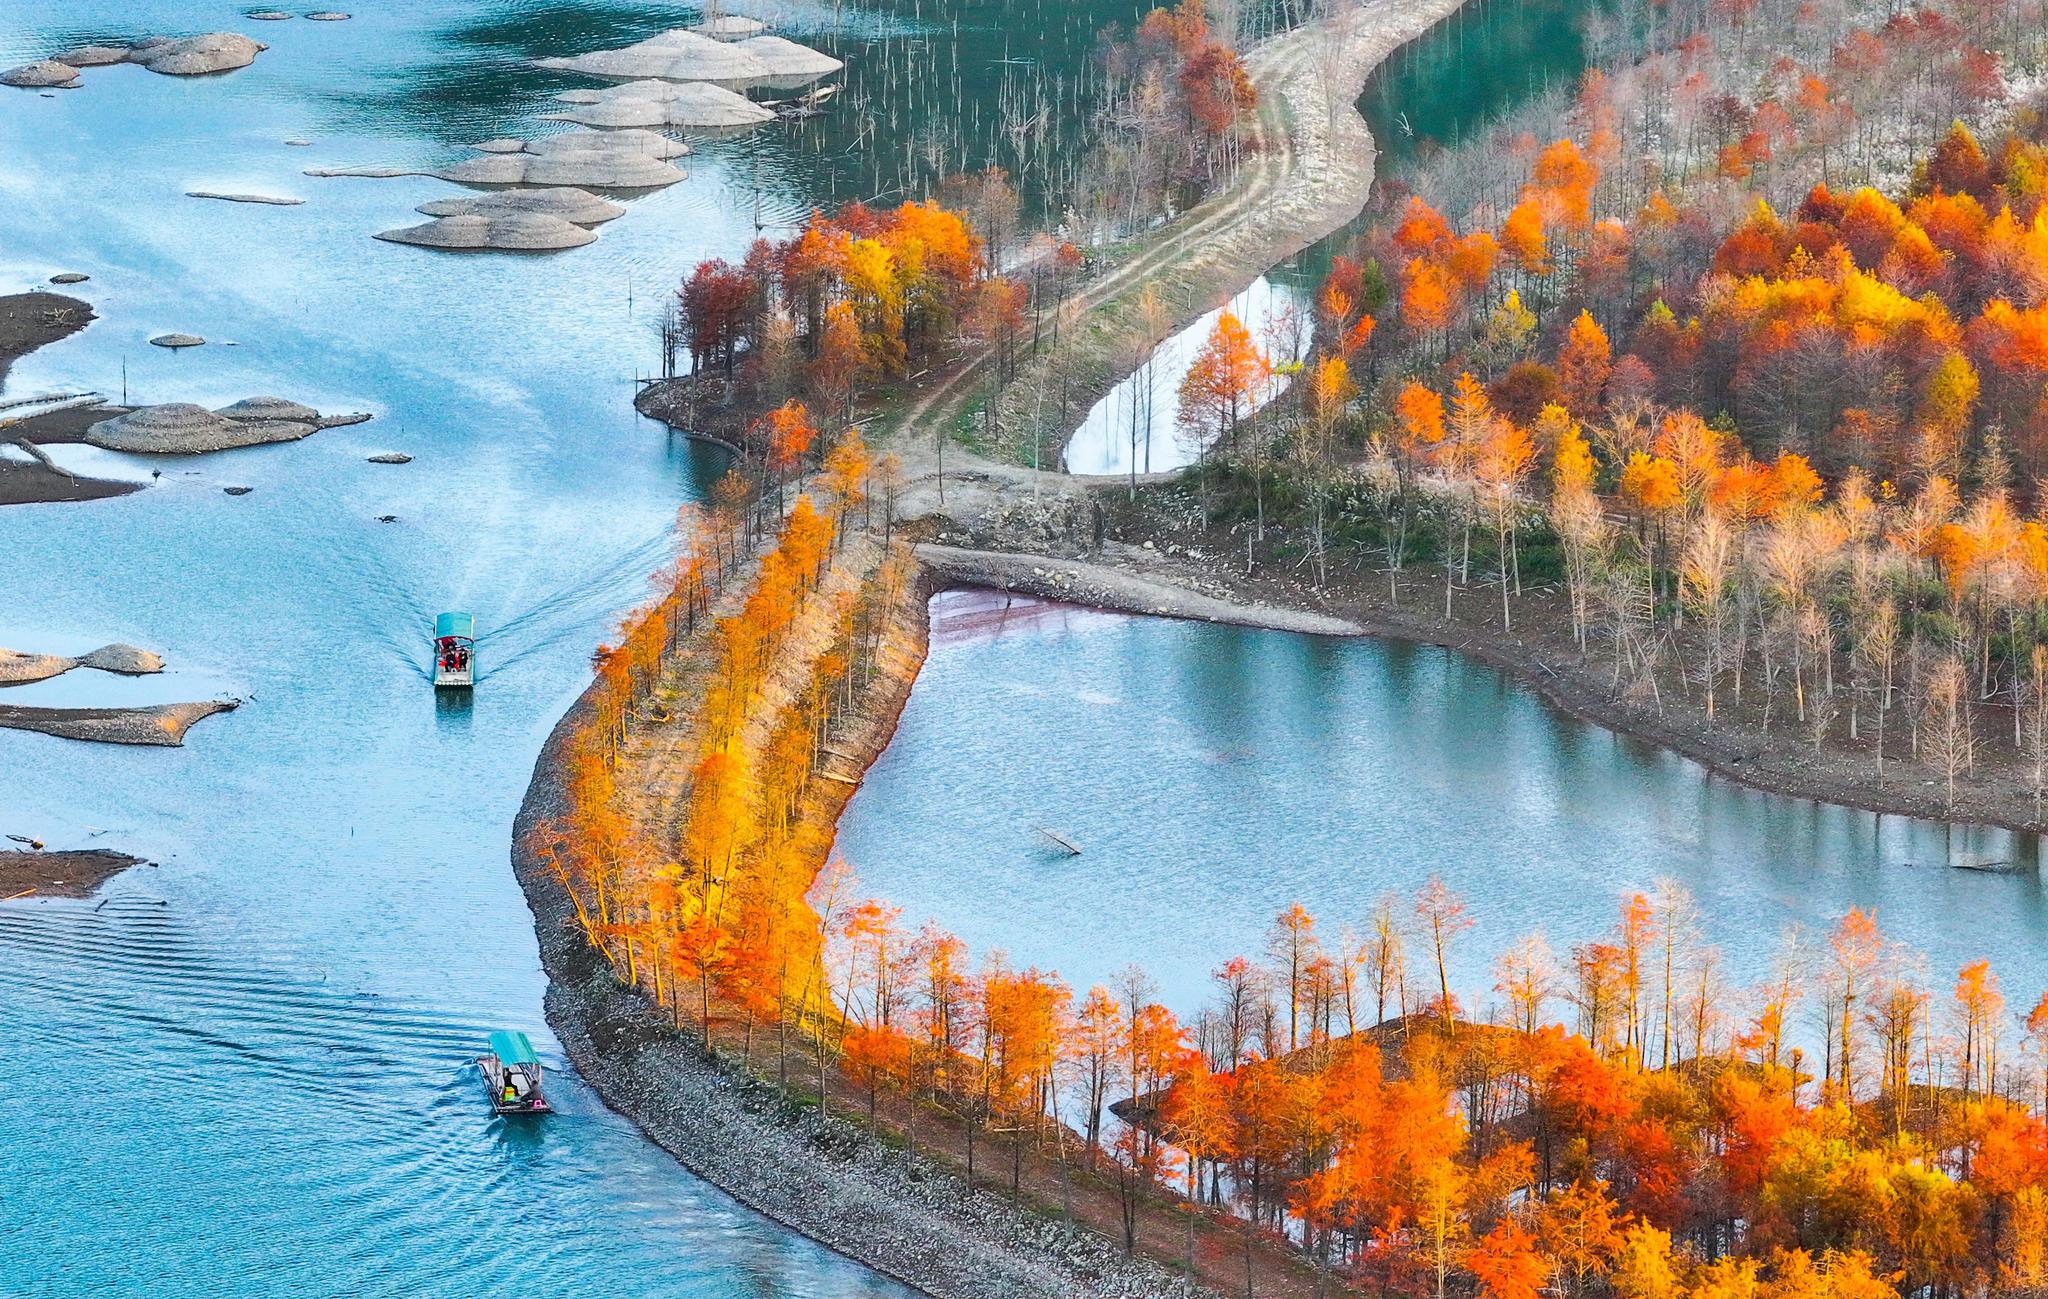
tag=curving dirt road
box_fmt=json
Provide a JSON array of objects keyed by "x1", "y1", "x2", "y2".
[{"x1": 889, "y1": 0, "x2": 1468, "y2": 504}]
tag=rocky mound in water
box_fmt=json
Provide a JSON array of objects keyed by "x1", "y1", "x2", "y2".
[
  {"x1": 84, "y1": 396, "x2": 366, "y2": 453},
  {"x1": 80, "y1": 643, "x2": 164, "y2": 674},
  {"x1": 731, "y1": 36, "x2": 844, "y2": 85},
  {"x1": 434, "y1": 129, "x2": 691, "y2": 189},
  {"x1": 2, "y1": 34, "x2": 267, "y2": 89},
  {"x1": 0, "y1": 642, "x2": 165, "y2": 686},
  {"x1": 535, "y1": 27, "x2": 840, "y2": 87},
  {"x1": 0, "y1": 649, "x2": 77, "y2": 686},
  {"x1": 545, "y1": 79, "x2": 774, "y2": 131},
  {"x1": 416, "y1": 187, "x2": 624, "y2": 224},
  {"x1": 55, "y1": 45, "x2": 133, "y2": 67},
  {"x1": 1, "y1": 61, "x2": 81, "y2": 89},
  {"x1": 128, "y1": 33, "x2": 267, "y2": 75},
  {"x1": 375, "y1": 213, "x2": 599, "y2": 251},
  {"x1": 149, "y1": 333, "x2": 205, "y2": 348}
]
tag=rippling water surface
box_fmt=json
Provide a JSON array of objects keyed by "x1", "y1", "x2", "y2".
[
  {"x1": 0, "y1": 0, "x2": 1154, "y2": 1294},
  {"x1": 838, "y1": 593, "x2": 2048, "y2": 1023}
]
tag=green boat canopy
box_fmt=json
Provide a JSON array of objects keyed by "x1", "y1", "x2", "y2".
[
  {"x1": 489, "y1": 1030, "x2": 540, "y2": 1069},
  {"x1": 435, "y1": 612, "x2": 474, "y2": 641}
]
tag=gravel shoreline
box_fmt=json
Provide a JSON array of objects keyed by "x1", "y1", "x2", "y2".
[
  {"x1": 916, "y1": 529, "x2": 2048, "y2": 836},
  {"x1": 917, "y1": 543, "x2": 1362, "y2": 636},
  {"x1": 511, "y1": 667, "x2": 1213, "y2": 1299}
]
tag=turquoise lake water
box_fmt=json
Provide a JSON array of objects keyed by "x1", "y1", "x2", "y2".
[
  {"x1": 2, "y1": 1, "x2": 1968, "y2": 1295},
  {"x1": 0, "y1": 0, "x2": 1160, "y2": 1294},
  {"x1": 837, "y1": 593, "x2": 2046, "y2": 1031}
]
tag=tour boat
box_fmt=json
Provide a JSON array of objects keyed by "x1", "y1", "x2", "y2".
[
  {"x1": 433, "y1": 612, "x2": 475, "y2": 688},
  {"x1": 477, "y1": 1030, "x2": 550, "y2": 1115}
]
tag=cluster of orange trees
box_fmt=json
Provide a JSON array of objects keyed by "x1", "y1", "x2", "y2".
[
  {"x1": 672, "y1": 197, "x2": 1027, "y2": 430},
  {"x1": 1131, "y1": 881, "x2": 2048, "y2": 1298},
  {"x1": 539, "y1": 419, "x2": 917, "y2": 1067},
  {"x1": 816, "y1": 871, "x2": 2048, "y2": 1296},
  {"x1": 1142, "y1": 0, "x2": 2048, "y2": 803}
]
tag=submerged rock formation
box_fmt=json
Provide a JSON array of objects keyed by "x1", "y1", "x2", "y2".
[
  {"x1": 544, "y1": 79, "x2": 775, "y2": 131},
  {"x1": 1, "y1": 61, "x2": 81, "y2": 89},
  {"x1": 186, "y1": 190, "x2": 305, "y2": 205},
  {"x1": 83, "y1": 396, "x2": 365, "y2": 453},
  {"x1": 374, "y1": 213, "x2": 598, "y2": 251},
  {"x1": 415, "y1": 187, "x2": 624, "y2": 224}
]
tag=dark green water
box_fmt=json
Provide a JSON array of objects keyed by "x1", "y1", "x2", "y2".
[
  {"x1": 1276, "y1": 0, "x2": 1594, "y2": 293},
  {"x1": 1360, "y1": 0, "x2": 1587, "y2": 170}
]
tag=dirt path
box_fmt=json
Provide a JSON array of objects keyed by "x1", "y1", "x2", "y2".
[{"x1": 889, "y1": 0, "x2": 1466, "y2": 487}]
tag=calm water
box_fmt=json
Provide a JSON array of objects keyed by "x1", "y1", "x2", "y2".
[
  {"x1": 0, "y1": 0, "x2": 1163, "y2": 1294},
  {"x1": 837, "y1": 593, "x2": 2048, "y2": 1021}
]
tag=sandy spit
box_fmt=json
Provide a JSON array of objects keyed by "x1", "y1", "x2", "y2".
[
  {"x1": 917, "y1": 544, "x2": 1361, "y2": 635},
  {"x1": 0, "y1": 699, "x2": 236, "y2": 746}
]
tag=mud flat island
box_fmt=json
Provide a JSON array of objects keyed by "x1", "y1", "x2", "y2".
[
  {"x1": 0, "y1": 848, "x2": 146, "y2": 898},
  {"x1": 0, "y1": 642, "x2": 162, "y2": 686},
  {"x1": 0, "y1": 291, "x2": 140, "y2": 507},
  {"x1": 0, "y1": 699, "x2": 237, "y2": 746},
  {"x1": 0, "y1": 34, "x2": 268, "y2": 89},
  {"x1": 0, "y1": 290, "x2": 93, "y2": 382}
]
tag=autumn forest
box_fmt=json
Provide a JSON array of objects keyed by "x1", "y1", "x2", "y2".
[{"x1": 543, "y1": 0, "x2": 2048, "y2": 1292}]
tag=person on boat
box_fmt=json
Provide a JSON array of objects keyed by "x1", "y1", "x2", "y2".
[{"x1": 503, "y1": 1079, "x2": 519, "y2": 1105}]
